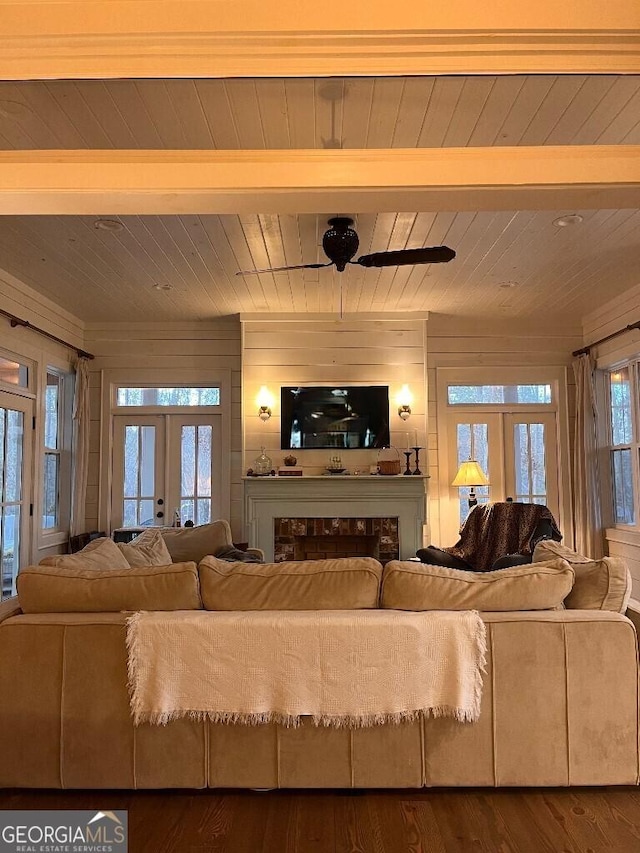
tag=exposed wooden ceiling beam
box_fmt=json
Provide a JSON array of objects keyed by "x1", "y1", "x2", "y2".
[
  {"x1": 0, "y1": 1, "x2": 639, "y2": 78},
  {"x1": 0, "y1": 146, "x2": 637, "y2": 215}
]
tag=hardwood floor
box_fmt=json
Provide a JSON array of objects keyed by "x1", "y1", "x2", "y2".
[{"x1": 2, "y1": 788, "x2": 640, "y2": 852}]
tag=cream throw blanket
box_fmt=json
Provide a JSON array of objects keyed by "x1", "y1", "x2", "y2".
[{"x1": 126, "y1": 609, "x2": 487, "y2": 727}]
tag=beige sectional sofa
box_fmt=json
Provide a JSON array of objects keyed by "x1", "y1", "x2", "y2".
[{"x1": 0, "y1": 531, "x2": 638, "y2": 789}]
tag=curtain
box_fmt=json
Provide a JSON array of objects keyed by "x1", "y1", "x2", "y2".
[
  {"x1": 70, "y1": 356, "x2": 91, "y2": 537},
  {"x1": 572, "y1": 353, "x2": 603, "y2": 558}
]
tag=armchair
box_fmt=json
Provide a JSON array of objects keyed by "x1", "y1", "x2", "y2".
[{"x1": 417, "y1": 501, "x2": 562, "y2": 572}]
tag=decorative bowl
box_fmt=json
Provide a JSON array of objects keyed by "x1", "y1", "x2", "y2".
[{"x1": 326, "y1": 467, "x2": 346, "y2": 474}]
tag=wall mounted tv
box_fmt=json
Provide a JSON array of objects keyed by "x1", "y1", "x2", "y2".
[{"x1": 281, "y1": 386, "x2": 390, "y2": 450}]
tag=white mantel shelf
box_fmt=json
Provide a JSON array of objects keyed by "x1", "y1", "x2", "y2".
[{"x1": 244, "y1": 475, "x2": 428, "y2": 561}]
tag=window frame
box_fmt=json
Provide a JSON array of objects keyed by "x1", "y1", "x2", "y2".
[
  {"x1": 40, "y1": 367, "x2": 73, "y2": 540},
  {"x1": 605, "y1": 361, "x2": 640, "y2": 531}
]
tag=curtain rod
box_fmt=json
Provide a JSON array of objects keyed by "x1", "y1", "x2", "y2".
[
  {"x1": 0, "y1": 308, "x2": 94, "y2": 360},
  {"x1": 573, "y1": 321, "x2": 640, "y2": 358}
]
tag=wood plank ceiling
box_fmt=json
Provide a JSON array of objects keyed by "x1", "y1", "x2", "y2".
[{"x1": 0, "y1": 75, "x2": 638, "y2": 322}]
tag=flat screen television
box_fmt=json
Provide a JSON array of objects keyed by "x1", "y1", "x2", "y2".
[{"x1": 280, "y1": 386, "x2": 390, "y2": 450}]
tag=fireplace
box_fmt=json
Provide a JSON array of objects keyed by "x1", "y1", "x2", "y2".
[
  {"x1": 274, "y1": 517, "x2": 399, "y2": 562},
  {"x1": 243, "y1": 475, "x2": 427, "y2": 561}
]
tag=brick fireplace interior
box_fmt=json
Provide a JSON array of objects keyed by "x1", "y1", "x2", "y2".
[{"x1": 274, "y1": 517, "x2": 399, "y2": 563}]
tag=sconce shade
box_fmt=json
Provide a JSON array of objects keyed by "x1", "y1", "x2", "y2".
[
  {"x1": 396, "y1": 384, "x2": 412, "y2": 420},
  {"x1": 452, "y1": 459, "x2": 489, "y2": 487},
  {"x1": 256, "y1": 385, "x2": 274, "y2": 421}
]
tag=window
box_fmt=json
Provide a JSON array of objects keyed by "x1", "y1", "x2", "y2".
[
  {"x1": 608, "y1": 367, "x2": 636, "y2": 525},
  {"x1": 0, "y1": 356, "x2": 28, "y2": 389},
  {"x1": 116, "y1": 387, "x2": 220, "y2": 407},
  {"x1": 448, "y1": 384, "x2": 552, "y2": 405},
  {"x1": 42, "y1": 370, "x2": 71, "y2": 534}
]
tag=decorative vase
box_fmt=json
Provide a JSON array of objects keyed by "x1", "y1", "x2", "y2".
[{"x1": 283, "y1": 454, "x2": 297, "y2": 466}]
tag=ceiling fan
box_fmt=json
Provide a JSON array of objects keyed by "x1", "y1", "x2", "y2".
[{"x1": 236, "y1": 217, "x2": 456, "y2": 275}]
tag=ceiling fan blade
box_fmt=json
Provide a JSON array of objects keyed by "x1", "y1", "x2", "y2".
[
  {"x1": 236, "y1": 262, "x2": 332, "y2": 276},
  {"x1": 355, "y1": 246, "x2": 456, "y2": 268}
]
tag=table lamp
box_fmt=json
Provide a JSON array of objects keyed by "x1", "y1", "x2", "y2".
[{"x1": 452, "y1": 459, "x2": 489, "y2": 507}]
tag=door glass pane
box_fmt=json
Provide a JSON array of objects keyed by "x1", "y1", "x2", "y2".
[
  {"x1": 197, "y1": 426, "x2": 212, "y2": 496},
  {"x1": 124, "y1": 426, "x2": 140, "y2": 498},
  {"x1": 514, "y1": 422, "x2": 547, "y2": 503},
  {"x1": 610, "y1": 368, "x2": 632, "y2": 445},
  {"x1": 140, "y1": 427, "x2": 155, "y2": 497},
  {"x1": 2, "y1": 504, "x2": 20, "y2": 599},
  {"x1": 181, "y1": 426, "x2": 196, "y2": 495},
  {"x1": 613, "y1": 449, "x2": 634, "y2": 524},
  {"x1": 456, "y1": 422, "x2": 489, "y2": 525},
  {"x1": 122, "y1": 424, "x2": 156, "y2": 526},
  {"x1": 6, "y1": 410, "x2": 23, "y2": 502},
  {"x1": 180, "y1": 425, "x2": 213, "y2": 525},
  {"x1": 1, "y1": 405, "x2": 24, "y2": 599}
]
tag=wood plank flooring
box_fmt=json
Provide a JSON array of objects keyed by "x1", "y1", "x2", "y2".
[{"x1": 2, "y1": 788, "x2": 640, "y2": 852}]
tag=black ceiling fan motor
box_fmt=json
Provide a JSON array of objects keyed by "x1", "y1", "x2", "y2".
[{"x1": 322, "y1": 217, "x2": 359, "y2": 271}]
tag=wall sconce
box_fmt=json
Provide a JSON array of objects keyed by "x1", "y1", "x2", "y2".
[
  {"x1": 452, "y1": 459, "x2": 489, "y2": 508},
  {"x1": 396, "y1": 384, "x2": 413, "y2": 421},
  {"x1": 256, "y1": 386, "x2": 274, "y2": 421}
]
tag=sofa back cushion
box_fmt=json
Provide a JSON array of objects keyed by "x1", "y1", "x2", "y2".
[
  {"x1": 532, "y1": 539, "x2": 632, "y2": 613},
  {"x1": 39, "y1": 536, "x2": 131, "y2": 571},
  {"x1": 17, "y1": 562, "x2": 202, "y2": 613},
  {"x1": 198, "y1": 556, "x2": 382, "y2": 610},
  {"x1": 380, "y1": 558, "x2": 574, "y2": 611},
  {"x1": 117, "y1": 529, "x2": 173, "y2": 567},
  {"x1": 162, "y1": 520, "x2": 233, "y2": 564}
]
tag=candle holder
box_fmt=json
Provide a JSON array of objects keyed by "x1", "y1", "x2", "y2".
[
  {"x1": 403, "y1": 450, "x2": 413, "y2": 475},
  {"x1": 412, "y1": 446, "x2": 423, "y2": 475}
]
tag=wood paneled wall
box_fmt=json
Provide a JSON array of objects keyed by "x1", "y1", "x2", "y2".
[
  {"x1": 427, "y1": 314, "x2": 582, "y2": 546},
  {"x1": 242, "y1": 315, "x2": 428, "y2": 478},
  {"x1": 84, "y1": 320, "x2": 243, "y2": 538}
]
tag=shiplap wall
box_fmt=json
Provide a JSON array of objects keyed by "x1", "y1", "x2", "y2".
[
  {"x1": 427, "y1": 314, "x2": 583, "y2": 546},
  {"x1": 83, "y1": 320, "x2": 243, "y2": 538},
  {"x1": 583, "y1": 279, "x2": 640, "y2": 594},
  {"x1": 0, "y1": 269, "x2": 81, "y2": 561},
  {"x1": 242, "y1": 315, "x2": 428, "y2": 505}
]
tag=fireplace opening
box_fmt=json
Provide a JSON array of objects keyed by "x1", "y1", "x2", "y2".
[
  {"x1": 294, "y1": 534, "x2": 379, "y2": 561},
  {"x1": 274, "y1": 517, "x2": 399, "y2": 563}
]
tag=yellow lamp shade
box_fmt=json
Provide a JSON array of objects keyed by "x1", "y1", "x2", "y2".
[{"x1": 451, "y1": 459, "x2": 489, "y2": 487}]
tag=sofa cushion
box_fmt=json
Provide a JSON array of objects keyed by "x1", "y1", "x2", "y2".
[
  {"x1": 162, "y1": 520, "x2": 233, "y2": 564},
  {"x1": 117, "y1": 529, "x2": 173, "y2": 567},
  {"x1": 16, "y1": 562, "x2": 202, "y2": 613},
  {"x1": 39, "y1": 536, "x2": 130, "y2": 571},
  {"x1": 532, "y1": 539, "x2": 632, "y2": 613},
  {"x1": 198, "y1": 556, "x2": 382, "y2": 610},
  {"x1": 380, "y1": 558, "x2": 574, "y2": 611}
]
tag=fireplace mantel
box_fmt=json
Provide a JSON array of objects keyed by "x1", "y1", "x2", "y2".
[{"x1": 243, "y1": 475, "x2": 428, "y2": 561}]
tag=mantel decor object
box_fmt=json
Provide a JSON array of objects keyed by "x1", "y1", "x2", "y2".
[
  {"x1": 377, "y1": 447, "x2": 401, "y2": 476},
  {"x1": 412, "y1": 447, "x2": 423, "y2": 476}
]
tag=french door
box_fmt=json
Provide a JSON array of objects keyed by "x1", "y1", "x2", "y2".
[
  {"x1": 446, "y1": 411, "x2": 559, "y2": 541},
  {"x1": 111, "y1": 414, "x2": 222, "y2": 529},
  {"x1": 0, "y1": 392, "x2": 33, "y2": 598}
]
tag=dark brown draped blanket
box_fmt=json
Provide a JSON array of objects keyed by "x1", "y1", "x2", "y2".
[{"x1": 446, "y1": 502, "x2": 562, "y2": 573}]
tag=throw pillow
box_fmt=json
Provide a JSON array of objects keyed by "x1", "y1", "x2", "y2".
[
  {"x1": 117, "y1": 529, "x2": 173, "y2": 567},
  {"x1": 532, "y1": 539, "x2": 632, "y2": 613},
  {"x1": 161, "y1": 520, "x2": 233, "y2": 564},
  {"x1": 198, "y1": 555, "x2": 383, "y2": 610},
  {"x1": 17, "y1": 562, "x2": 202, "y2": 613},
  {"x1": 39, "y1": 536, "x2": 130, "y2": 571},
  {"x1": 380, "y1": 558, "x2": 574, "y2": 611}
]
